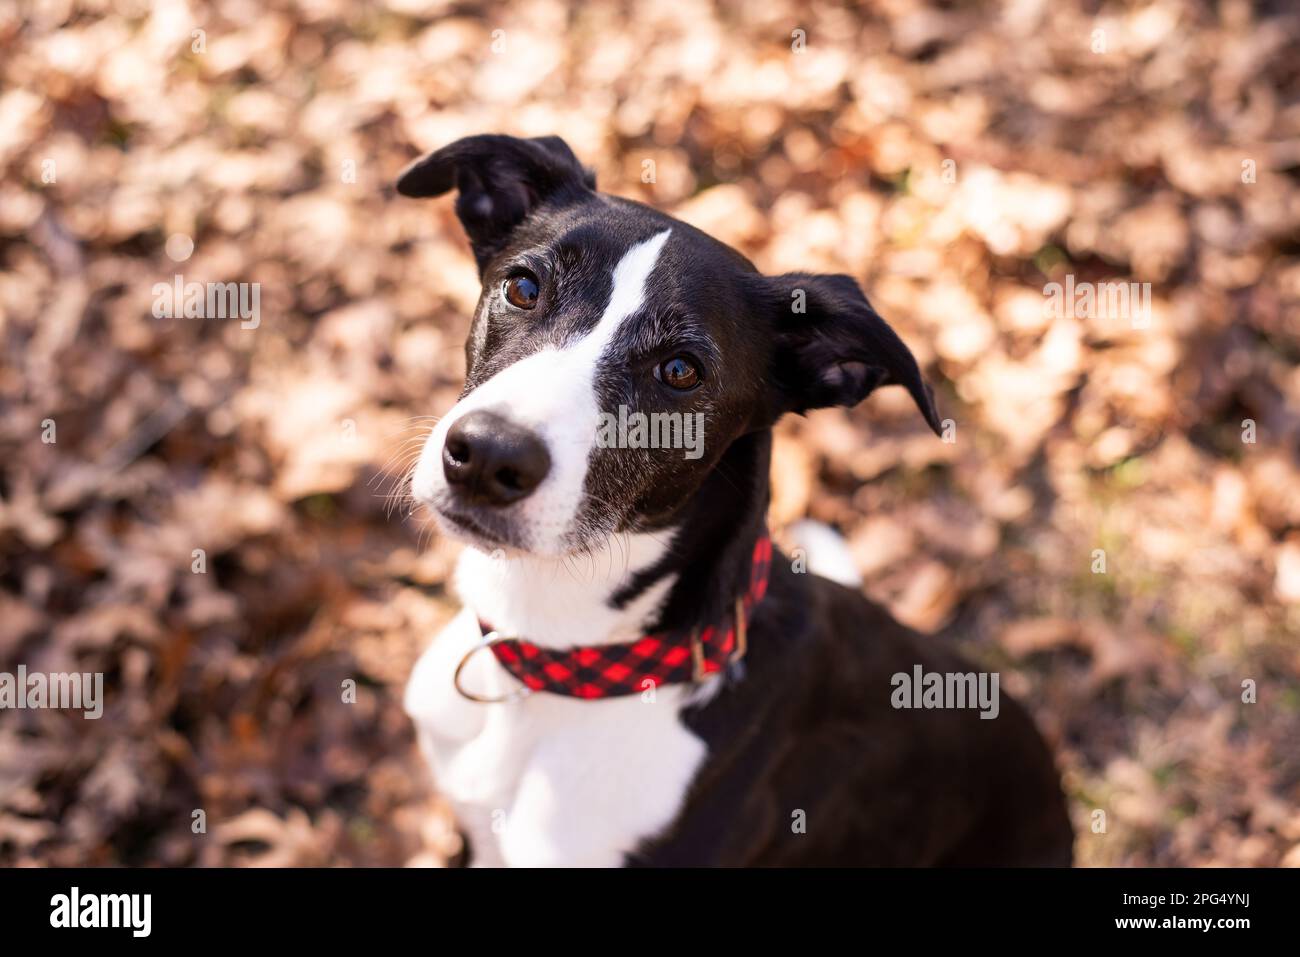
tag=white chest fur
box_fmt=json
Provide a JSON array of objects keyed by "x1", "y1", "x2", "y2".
[{"x1": 403, "y1": 535, "x2": 708, "y2": 867}]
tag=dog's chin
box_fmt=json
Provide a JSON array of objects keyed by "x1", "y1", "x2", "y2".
[
  {"x1": 429, "y1": 504, "x2": 631, "y2": 564},
  {"x1": 414, "y1": 474, "x2": 630, "y2": 559},
  {"x1": 429, "y1": 504, "x2": 525, "y2": 554}
]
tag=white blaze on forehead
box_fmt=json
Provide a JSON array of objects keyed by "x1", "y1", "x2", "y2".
[
  {"x1": 412, "y1": 229, "x2": 673, "y2": 556},
  {"x1": 583, "y1": 228, "x2": 672, "y2": 357}
]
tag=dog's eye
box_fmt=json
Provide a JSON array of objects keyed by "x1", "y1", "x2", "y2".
[
  {"x1": 656, "y1": 356, "x2": 701, "y2": 391},
  {"x1": 503, "y1": 273, "x2": 539, "y2": 310}
]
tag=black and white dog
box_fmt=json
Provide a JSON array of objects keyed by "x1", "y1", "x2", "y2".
[{"x1": 398, "y1": 135, "x2": 1072, "y2": 867}]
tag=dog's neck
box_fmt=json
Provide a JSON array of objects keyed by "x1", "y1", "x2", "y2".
[{"x1": 454, "y1": 431, "x2": 774, "y2": 649}]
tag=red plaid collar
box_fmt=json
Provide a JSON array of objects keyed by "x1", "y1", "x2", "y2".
[{"x1": 456, "y1": 534, "x2": 773, "y2": 701}]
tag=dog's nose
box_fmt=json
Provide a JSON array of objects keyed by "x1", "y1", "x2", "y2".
[{"x1": 442, "y1": 410, "x2": 551, "y2": 507}]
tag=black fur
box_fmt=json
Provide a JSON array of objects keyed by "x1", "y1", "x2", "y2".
[
  {"x1": 624, "y1": 431, "x2": 1072, "y2": 865},
  {"x1": 398, "y1": 134, "x2": 1074, "y2": 866}
]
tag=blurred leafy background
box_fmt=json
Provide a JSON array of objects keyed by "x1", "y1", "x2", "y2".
[{"x1": 1, "y1": 0, "x2": 1299, "y2": 866}]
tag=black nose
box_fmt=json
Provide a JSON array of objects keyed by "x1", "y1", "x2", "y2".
[{"x1": 442, "y1": 410, "x2": 551, "y2": 507}]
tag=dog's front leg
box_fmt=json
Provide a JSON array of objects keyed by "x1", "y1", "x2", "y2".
[
  {"x1": 455, "y1": 806, "x2": 508, "y2": 867},
  {"x1": 497, "y1": 701, "x2": 707, "y2": 867},
  {"x1": 498, "y1": 765, "x2": 630, "y2": 868}
]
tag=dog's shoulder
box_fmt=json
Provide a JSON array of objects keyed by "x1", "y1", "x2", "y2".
[{"x1": 635, "y1": 572, "x2": 1073, "y2": 865}]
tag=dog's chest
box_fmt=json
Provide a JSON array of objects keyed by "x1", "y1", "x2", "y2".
[{"x1": 404, "y1": 607, "x2": 708, "y2": 866}]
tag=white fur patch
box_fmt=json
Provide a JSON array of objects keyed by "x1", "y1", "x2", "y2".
[
  {"x1": 404, "y1": 530, "x2": 709, "y2": 867},
  {"x1": 455, "y1": 528, "x2": 677, "y2": 648},
  {"x1": 787, "y1": 519, "x2": 863, "y2": 588},
  {"x1": 405, "y1": 230, "x2": 711, "y2": 866},
  {"x1": 411, "y1": 230, "x2": 672, "y2": 556}
]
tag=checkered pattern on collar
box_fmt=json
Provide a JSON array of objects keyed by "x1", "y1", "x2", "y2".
[{"x1": 479, "y1": 534, "x2": 773, "y2": 699}]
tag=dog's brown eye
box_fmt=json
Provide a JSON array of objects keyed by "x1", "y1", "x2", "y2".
[
  {"x1": 503, "y1": 273, "x2": 539, "y2": 309},
  {"x1": 657, "y1": 356, "x2": 701, "y2": 391}
]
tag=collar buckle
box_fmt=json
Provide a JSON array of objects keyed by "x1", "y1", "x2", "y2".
[{"x1": 690, "y1": 597, "x2": 749, "y2": 682}]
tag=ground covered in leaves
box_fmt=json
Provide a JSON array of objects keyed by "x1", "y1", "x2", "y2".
[{"x1": 2, "y1": 1, "x2": 1299, "y2": 866}]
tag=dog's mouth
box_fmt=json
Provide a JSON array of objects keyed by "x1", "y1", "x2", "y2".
[{"x1": 430, "y1": 502, "x2": 521, "y2": 552}]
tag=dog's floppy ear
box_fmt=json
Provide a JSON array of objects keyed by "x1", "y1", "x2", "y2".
[
  {"x1": 764, "y1": 273, "x2": 941, "y2": 435},
  {"x1": 396, "y1": 134, "x2": 595, "y2": 269}
]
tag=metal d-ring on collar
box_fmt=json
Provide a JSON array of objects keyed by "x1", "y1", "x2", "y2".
[{"x1": 452, "y1": 631, "x2": 534, "y2": 704}]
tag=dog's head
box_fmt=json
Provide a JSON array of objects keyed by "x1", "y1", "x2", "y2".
[{"x1": 400, "y1": 134, "x2": 940, "y2": 558}]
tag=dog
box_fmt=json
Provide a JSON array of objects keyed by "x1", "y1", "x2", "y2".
[{"x1": 397, "y1": 134, "x2": 1073, "y2": 866}]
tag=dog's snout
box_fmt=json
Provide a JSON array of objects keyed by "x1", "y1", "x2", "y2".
[{"x1": 442, "y1": 410, "x2": 551, "y2": 507}]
